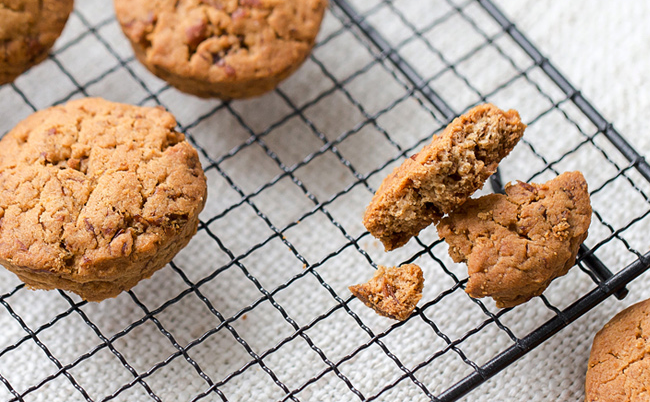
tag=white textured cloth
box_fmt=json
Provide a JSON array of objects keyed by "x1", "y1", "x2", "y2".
[{"x1": 0, "y1": 1, "x2": 648, "y2": 401}]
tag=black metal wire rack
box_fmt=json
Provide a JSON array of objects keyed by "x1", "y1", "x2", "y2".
[{"x1": 0, "y1": 0, "x2": 649, "y2": 401}]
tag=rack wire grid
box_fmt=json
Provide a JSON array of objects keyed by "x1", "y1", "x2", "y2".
[{"x1": 0, "y1": 0, "x2": 649, "y2": 401}]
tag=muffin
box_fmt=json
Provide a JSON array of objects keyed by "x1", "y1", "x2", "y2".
[
  {"x1": 586, "y1": 298, "x2": 650, "y2": 402},
  {"x1": 114, "y1": 0, "x2": 328, "y2": 99},
  {"x1": 0, "y1": 98, "x2": 207, "y2": 301},
  {"x1": 0, "y1": 0, "x2": 74, "y2": 84}
]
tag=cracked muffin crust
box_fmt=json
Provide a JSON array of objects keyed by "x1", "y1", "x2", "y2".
[
  {"x1": 363, "y1": 103, "x2": 526, "y2": 251},
  {"x1": 0, "y1": 0, "x2": 74, "y2": 85},
  {"x1": 114, "y1": 0, "x2": 328, "y2": 99},
  {"x1": 586, "y1": 298, "x2": 650, "y2": 402},
  {"x1": 0, "y1": 98, "x2": 207, "y2": 301},
  {"x1": 437, "y1": 171, "x2": 592, "y2": 308},
  {"x1": 349, "y1": 264, "x2": 424, "y2": 321}
]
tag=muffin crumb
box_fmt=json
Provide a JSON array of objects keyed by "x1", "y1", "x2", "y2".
[{"x1": 349, "y1": 264, "x2": 424, "y2": 321}]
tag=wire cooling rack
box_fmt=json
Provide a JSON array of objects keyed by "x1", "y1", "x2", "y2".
[{"x1": 0, "y1": 0, "x2": 649, "y2": 401}]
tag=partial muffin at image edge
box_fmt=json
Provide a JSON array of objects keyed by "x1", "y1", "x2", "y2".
[
  {"x1": 0, "y1": 0, "x2": 74, "y2": 85},
  {"x1": 113, "y1": 0, "x2": 328, "y2": 99},
  {"x1": 586, "y1": 298, "x2": 650, "y2": 402},
  {"x1": 0, "y1": 98, "x2": 207, "y2": 302}
]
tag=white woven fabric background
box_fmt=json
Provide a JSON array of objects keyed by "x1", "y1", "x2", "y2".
[{"x1": 0, "y1": 1, "x2": 648, "y2": 402}]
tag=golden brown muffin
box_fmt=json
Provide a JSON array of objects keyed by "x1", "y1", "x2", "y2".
[
  {"x1": 349, "y1": 264, "x2": 424, "y2": 321},
  {"x1": 0, "y1": 98, "x2": 207, "y2": 301},
  {"x1": 586, "y1": 298, "x2": 650, "y2": 402},
  {"x1": 0, "y1": 0, "x2": 74, "y2": 84},
  {"x1": 114, "y1": 0, "x2": 328, "y2": 99},
  {"x1": 437, "y1": 172, "x2": 592, "y2": 308},
  {"x1": 363, "y1": 104, "x2": 526, "y2": 251}
]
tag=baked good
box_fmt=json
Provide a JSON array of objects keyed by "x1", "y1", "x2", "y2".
[
  {"x1": 349, "y1": 264, "x2": 424, "y2": 321},
  {"x1": 437, "y1": 171, "x2": 592, "y2": 308},
  {"x1": 0, "y1": 98, "x2": 207, "y2": 301},
  {"x1": 363, "y1": 104, "x2": 525, "y2": 251},
  {"x1": 586, "y1": 298, "x2": 650, "y2": 402},
  {"x1": 0, "y1": 0, "x2": 74, "y2": 85},
  {"x1": 114, "y1": 0, "x2": 328, "y2": 99}
]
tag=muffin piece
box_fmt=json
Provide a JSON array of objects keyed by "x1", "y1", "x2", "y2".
[
  {"x1": 114, "y1": 0, "x2": 328, "y2": 99},
  {"x1": 437, "y1": 172, "x2": 592, "y2": 308},
  {"x1": 0, "y1": 98, "x2": 207, "y2": 301},
  {"x1": 0, "y1": 0, "x2": 74, "y2": 84},
  {"x1": 363, "y1": 104, "x2": 525, "y2": 251},
  {"x1": 349, "y1": 264, "x2": 424, "y2": 321},
  {"x1": 586, "y1": 298, "x2": 650, "y2": 402}
]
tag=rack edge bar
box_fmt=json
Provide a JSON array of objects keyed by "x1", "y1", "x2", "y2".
[{"x1": 438, "y1": 251, "x2": 650, "y2": 402}]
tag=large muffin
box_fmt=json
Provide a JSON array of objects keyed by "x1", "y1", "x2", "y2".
[
  {"x1": 114, "y1": 0, "x2": 328, "y2": 99},
  {"x1": 0, "y1": 98, "x2": 207, "y2": 301},
  {"x1": 0, "y1": 0, "x2": 74, "y2": 84}
]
